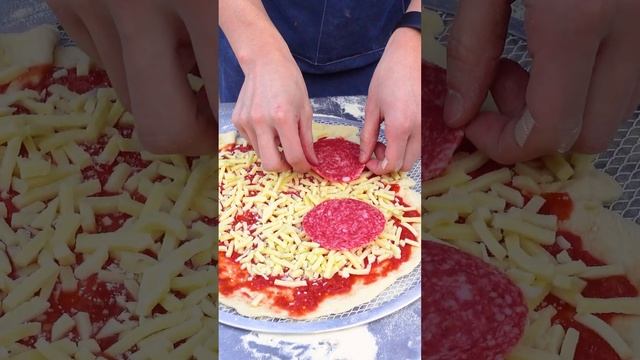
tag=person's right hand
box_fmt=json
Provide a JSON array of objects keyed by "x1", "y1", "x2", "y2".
[
  {"x1": 231, "y1": 50, "x2": 318, "y2": 172},
  {"x1": 444, "y1": 0, "x2": 640, "y2": 164},
  {"x1": 47, "y1": 0, "x2": 218, "y2": 155}
]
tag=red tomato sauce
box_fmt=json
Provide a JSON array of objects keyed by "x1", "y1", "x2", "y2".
[
  {"x1": 21, "y1": 274, "x2": 129, "y2": 353},
  {"x1": 1, "y1": 190, "x2": 19, "y2": 222},
  {"x1": 540, "y1": 295, "x2": 623, "y2": 360},
  {"x1": 233, "y1": 212, "x2": 259, "y2": 228},
  {"x1": 0, "y1": 65, "x2": 53, "y2": 94},
  {"x1": 219, "y1": 243, "x2": 413, "y2": 317},
  {"x1": 540, "y1": 192, "x2": 574, "y2": 221},
  {"x1": 540, "y1": 230, "x2": 638, "y2": 360},
  {"x1": 0, "y1": 66, "x2": 110, "y2": 95},
  {"x1": 544, "y1": 231, "x2": 638, "y2": 298},
  {"x1": 537, "y1": 195, "x2": 636, "y2": 360},
  {"x1": 220, "y1": 209, "x2": 417, "y2": 317},
  {"x1": 32, "y1": 67, "x2": 110, "y2": 94},
  {"x1": 2, "y1": 69, "x2": 204, "y2": 355}
]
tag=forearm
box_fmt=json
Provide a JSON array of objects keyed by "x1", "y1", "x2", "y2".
[
  {"x1": 219, "y1": 0, "x2": 292, "y2": 72},
  {"x1": 407, "y1": 0, "x2": 421, "y2": 12}
]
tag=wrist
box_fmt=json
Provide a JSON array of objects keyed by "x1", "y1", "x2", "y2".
[
  {"x1": 236, "y1": 33, "x2": 293, "y2": 74},
  {"x1": 390, "y1": 27, "x2": 421, "y2": 48}
]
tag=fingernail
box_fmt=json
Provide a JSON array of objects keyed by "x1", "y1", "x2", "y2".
[
  {"x1": 514, "y1": 108, "x2": 536, "y2": 147},
  {"x1": 359, "y1": 149, "x2": 367, "y2": 163},
  {"x1": 380, "y1": 157, "x2": 388, "y2": 170},
  {"x1": 557, "y1": 126, "x2": 580, "y2": 154},
  {"x1": 443, "y1": 89, "x2": 463, "y2": 126}
]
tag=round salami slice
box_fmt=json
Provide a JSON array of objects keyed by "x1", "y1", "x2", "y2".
[
  {"x1": 422, "y1": 61, "x2": 464, "y2": 181},
  {"x1": 302, "y1": 199, "x2": 385, "y2": 250},
  {"x1": 422, "y1": 241, "x2": 527, "y2": 360},
  {"x1": 311, "y1": 137, "x2": 365, "y2": 182}
]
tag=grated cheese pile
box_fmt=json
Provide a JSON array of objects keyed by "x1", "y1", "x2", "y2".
[
  {"x1": 0, "y1": 27, "x2": 217, "y2": 360},
  {"x1": 218, "y1": 138, "x2": 421, "y2": 288},
  {"x1": 423, "y1": 151, "x2": 637, "y2": 360}
]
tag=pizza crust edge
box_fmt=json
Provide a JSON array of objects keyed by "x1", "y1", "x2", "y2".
[{"x1": 220, "y1": 246, "x2": 420, "y2": 320}]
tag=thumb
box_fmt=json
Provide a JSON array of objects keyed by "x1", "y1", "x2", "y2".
[{"x1": 444, "y1": 0, "x2": 511, "y2": 127}]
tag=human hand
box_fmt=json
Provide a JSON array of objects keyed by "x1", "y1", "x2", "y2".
[
  {"x1": 231, "y1": 50, "x2": 318, "y2": 172},
  {"x1": 444, "y1": 0, "x2": 640, "y2": 164},
  {"x1": 360, "y1": 27, "x2": 421, "y2": 175},
  {"x1": 47, "y1": 0, "x2": 218, "y2": 155}
]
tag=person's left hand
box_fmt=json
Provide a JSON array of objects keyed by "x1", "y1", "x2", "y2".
[{"x1": 360, "y1": 27, "x2": 421, "y2": 175}]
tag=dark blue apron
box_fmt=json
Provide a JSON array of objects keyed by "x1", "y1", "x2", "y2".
[{"x1": 219, "y1": 1, "x2": 408, "y2": 102}]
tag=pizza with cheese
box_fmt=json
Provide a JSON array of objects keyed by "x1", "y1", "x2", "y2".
[
  {"x1": 0, "y1": 25, "x2": 217, "y2": 359},
  {"x1": 422, "y1": 9, "x2": 640, "y2": 360},
  {"x1": 218, "y1": 123, "x2": 421, "y2": 319}
]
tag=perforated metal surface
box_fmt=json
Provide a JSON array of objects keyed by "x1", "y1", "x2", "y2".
[
  {"x1": 218, "y1": 103, "x2": 422, "y2": 333},
  {"x1": 436, "y1": 12, "x2": 640, "y2": 224}
]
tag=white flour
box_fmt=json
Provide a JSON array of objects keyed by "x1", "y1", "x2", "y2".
[
  {"x1": 240, "y1": 326, "x2": 378, "y2": 360},
  {"x1": 334, "y1": 96, "x2": 365, "y2": 120},
  {"x1": 9, "y1": 2, "x2": 49, "y2": 22},
  {"x1": 373, "y1": 304, "x2": 421, "y2": 357}
]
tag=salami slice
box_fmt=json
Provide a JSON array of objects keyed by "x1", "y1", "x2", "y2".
[
  {"x1": 422, "y1": 61, "x2": 464, "y2": 181},
  {"x1": 422, "y1": 241, "x2": 527, "y2": 360},
  {"x1": 311, "y1": 137, "x2": 365, "y2": 182},
  {"x1": 302, "y1": 199, "x2": 385, "y2": 250}
]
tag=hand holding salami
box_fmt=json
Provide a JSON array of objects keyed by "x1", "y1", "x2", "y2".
[
  {"x1": 444, "y1": 0, "x2": 640, "y2": 164},
  {"x1": 230, "y1": 49, "x2": 318, "y2": 173},
  {"x1": 361, "y1": 27, "x2": 422, "y2": 175}
]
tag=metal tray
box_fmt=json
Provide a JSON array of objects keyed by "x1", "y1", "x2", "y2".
[{"x1": 218, "y1": 102, "x2": 422, "y2": 333}]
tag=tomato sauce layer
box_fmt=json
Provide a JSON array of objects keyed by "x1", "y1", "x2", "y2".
[
  {"x1": 541, "y1": 231, "x2": 637, "y2": 360},
  {"x1": 535, "y1": 192, "x2": 634, "y2": 360},
  {"x1": 3, "y1": 69, "x2": 210, "y2": 356},
  {"x1": 219, "y1": 241, "x2": 413, "y2": 317},
  {"x1": 219, "y1": 147, "x2": 418, "y2": 317}
]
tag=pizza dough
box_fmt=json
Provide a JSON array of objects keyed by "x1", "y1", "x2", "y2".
[
  {"x1": 218, "y1": 126, "x2": 421, "y2": 319},
  {"x1": 302, "y1": 198, "x2": 386, "y2": 250},
  {"x1": 422, "y1": 61, "x2": 464, "y2": 181},
  {"x1": 311, "y1": 137, "x2": 365, "y2": 182},
  {"x1": 423, "y1": 241, "x2": 527, "y2": 360},
  {"x1": 0, "y1": 25, "x2": 58, "y2": 85}
]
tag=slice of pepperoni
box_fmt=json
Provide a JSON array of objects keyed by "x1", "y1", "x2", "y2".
[
  {"x1": 311, "y1": 137, "x2": 365, "y2": 182},
  {"x1": 422, "y1": 61, "x2": 464, "y2": 181},
  {"x1": 302, "y1": 198, "x2": 385, "y2": 250},
  {"x1": 422, "y1": 241, "x2": 527, "y2": 360}
]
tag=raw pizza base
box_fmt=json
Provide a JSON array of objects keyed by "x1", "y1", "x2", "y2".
[
  {"x1": 220, "y1": 246, "x2": 420, "y2": 320},
  {"x1": 218, "y1": 122, "x2": 421, "y2": 320}
]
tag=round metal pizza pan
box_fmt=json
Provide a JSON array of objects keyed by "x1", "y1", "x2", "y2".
[{"x1": 219, "y1": 106, "x2": 423, "y2": 334}]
